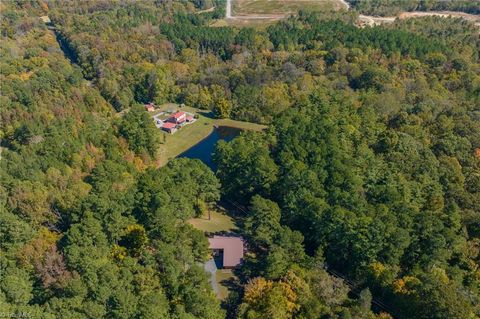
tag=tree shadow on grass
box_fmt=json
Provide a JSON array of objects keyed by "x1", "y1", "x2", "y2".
[
  {"x1": 219, "y1": 272, "x2": 243, "y2": 312},
  {"x1": 198, "y1": 110, "x2": 215, "y2": 119}
]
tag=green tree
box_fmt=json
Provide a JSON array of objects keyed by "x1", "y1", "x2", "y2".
[
  {"x1": 119, "y1": 104, "x2": 160, "y2": 156},
  {"x1": 245, "y1": 195, "x2": 282, "y2": 247},
  {"x1": 0, "y1": 269, "x2": 33, "y2": 305},
  {"x1": 213, "y1": 132, "x2": 278, "y2": 202}
]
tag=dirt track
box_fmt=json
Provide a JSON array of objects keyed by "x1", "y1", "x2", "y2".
[
  {"x1": 359, "y1": 10, "x2": 480, "y2": 27},
  {"x1": 399, "y1": 11, "x2": 480, "y2": 26}
]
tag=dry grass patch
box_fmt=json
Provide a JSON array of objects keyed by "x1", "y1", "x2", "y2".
[{"x1": 232, "y1": 0, "x2": 345, "y2": 15}]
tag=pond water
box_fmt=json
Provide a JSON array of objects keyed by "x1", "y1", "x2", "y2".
[{"x1": 178, "y1": 126, "x2": 241, "y2": 169}]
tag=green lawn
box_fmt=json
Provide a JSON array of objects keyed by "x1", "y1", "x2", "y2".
[
  {"x1": 156, "y1": 104, "x2": 266, "y2": 167},
  {"x1": 215, "y1": 269, "x2": 235, "y2": 300},
  {"x1": 188, "y1": 209, "x2": 237, "y2": 233}
]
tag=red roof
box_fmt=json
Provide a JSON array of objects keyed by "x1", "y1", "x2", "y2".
[
  {"x1": 208, "y1": 236, "x2": 244, "y2": 268},
  {"x1": 162, "y1": 122, "x2": 176, "y2": 129},
  {"x1": 172, "y1": 111, "x2": 185, "y2": 119},
  {"x1": 186, "y1": 116, "x2": 194, "y2": 121}
]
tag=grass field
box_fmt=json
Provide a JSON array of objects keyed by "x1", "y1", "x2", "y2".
[
  {"x1": 215, "y1": 269, "x2": 236, "y2": 300},
  {"x1": 232, "y1": 0, "x2": 345, "y2": 15},
  {"x1": 188, "y1": 209, "x2": 238, "y2": 233},
  {"x1": 211, "y1": 0, "x2": 347, "y2": 28},
  {"x1": 156, "y1": 104, "x2": 266, "y2": 167},
  {"x1": 211, "y1": 17, "x2": 281, "y2": 28}
]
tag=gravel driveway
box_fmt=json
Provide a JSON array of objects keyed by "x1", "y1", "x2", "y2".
[{"x1": 204, "y1": 259, "x2": 220, "y2": 297}]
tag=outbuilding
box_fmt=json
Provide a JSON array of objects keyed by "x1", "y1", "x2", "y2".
[
  {"x1": 161, "y1": 122, "x2": 177, "y2": 134},
  {"x1": 145, "y1": 103, "x2": 155, "y2": 112},
  {"x1": 208, "y1": 236, "x2": 244, "y2": 269}
]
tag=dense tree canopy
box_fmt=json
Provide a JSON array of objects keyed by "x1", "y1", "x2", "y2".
[
  {"x1": 0, "y1": 2, "x2": 224, "y2": 318},
  {"x1": 1, "y1": 0, "x2": 479, "y2": 318},
  {"x1": 118, "y1": 104, "x2": 160, "y2": 156}
]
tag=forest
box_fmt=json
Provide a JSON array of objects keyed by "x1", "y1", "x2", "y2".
[{"x1": 1, "y1": 0, "x2": 479, "y2": 318}]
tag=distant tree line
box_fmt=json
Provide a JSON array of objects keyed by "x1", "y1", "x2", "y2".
[{"x1": 347, "y1": 0, "x2": 480, "y2": 15}]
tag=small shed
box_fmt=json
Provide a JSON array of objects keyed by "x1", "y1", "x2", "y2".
[
  {"x1": 145, "y1": 103, "x2": 155, "y2": 112},
  {"x1": 208, "y1": 236, "x2": 244, "y2": 269},
  {"x1": 40, "y1": 16, "x2": 51, "y2": 24}
]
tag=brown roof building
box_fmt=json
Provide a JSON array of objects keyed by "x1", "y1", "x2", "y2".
[
  {"x1": 208, "y1": 236, "x2": 244, "y2": 268},
  {"x1": 144, "y1": 103, "x2": 155, "y2": 112}
]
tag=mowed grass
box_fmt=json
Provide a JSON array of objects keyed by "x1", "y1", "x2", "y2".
[
  {"x1": 232, "y1": 0, "x2": 345, "y2": 15},
  {"x1": 156, "y1": 104, "x2": 266, "y2": 167},
  {"x1": 188, "y1": 209, "x2": 237, "y2": 233},
  {"x1": 216, "y1": 269, "x2": 236, "y2": 300},
  {"x1": 211, "y1": 0, "x2": 347, "y2": 28}
]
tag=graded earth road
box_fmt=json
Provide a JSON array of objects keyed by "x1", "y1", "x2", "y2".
[
  {"x1": 226, "y1": 0, "x2": 232, "y2": 18},
  {"x1": 204, "y1": 259, "x2": 220, "y2": 297},
  {"x1": 339, "y1": 0, "x2": 479, "y2": 27}
]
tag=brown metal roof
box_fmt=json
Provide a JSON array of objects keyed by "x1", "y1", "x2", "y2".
[{"x1": 208, "y1": 236, "x2": 244, "y2": 268}]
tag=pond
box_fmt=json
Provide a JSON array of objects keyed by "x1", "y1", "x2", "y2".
[{"x1": 178, "y1": 126, "x2": 242, "y2": 169}]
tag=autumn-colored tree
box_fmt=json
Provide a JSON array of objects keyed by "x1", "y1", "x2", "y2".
[
  {"x1": 238, "y1": 276, "x2": 299, "y2": 319},
  {"x1": 119, "y1": 224, "x2": 148, "y2": 256}
]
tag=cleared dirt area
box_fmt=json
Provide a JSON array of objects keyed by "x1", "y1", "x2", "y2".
[
  {"x1": 358, "y1": 14, "x2": 395, "y2": 26},
  {"x1": 399, "y1": 10, "x2": 480, "y2": 22},
  {"x1": 358, "y1": 10, "x2": 480, "y2": 27},
  {"x1": 399, "y1": 11, "x2": 480, "y2": 27}
]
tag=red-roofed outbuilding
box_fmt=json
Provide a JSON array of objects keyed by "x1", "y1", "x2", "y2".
[{"x1": 161, "y1": 122, "x2": 177, "y2": 134}]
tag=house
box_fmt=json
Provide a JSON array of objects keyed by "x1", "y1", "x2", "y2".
[
  {"x1": 145, "y1": 103, "x2": 155, "y2": 112},
  {"x1": 208, "y1": 236, "x2": 244, "y2": 269},
  {"x1": 169, "y1": 111, "x2": 186, "y2": 124},
  {"x1": 186, "y1": 115, "x2": 195, "y2": 123},
  {"x1": 161, "y1": 122, "x2": 177, "y2": 134}
]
